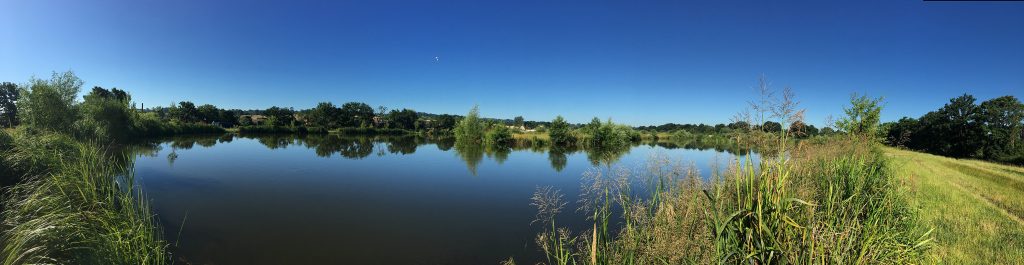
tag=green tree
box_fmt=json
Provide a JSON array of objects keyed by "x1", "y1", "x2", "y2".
[
  {"x1": 238, "y1": 115, "x2": 253, "y2": 126},
  {"x1": 264, "y1": 106, "x2": 295, "y2": 127},
  {"x1": 307, "y1": 102, "x2": 341, "y2": 128},
  {"x1": 169, "y1": 101, "x2": 199, "y2": 123},
  {"x1": 761, "y1": 121, "x2": 782, "y2": 133},
  {"x1": 79, "y1": 86, "x2": 134, "y2": 139},
  {"x1": 978, "y1": 95, "x2": 1024, "y2": 161},
  {"x1": 17, "y1": 71, "x2": 83, "y2": 133},
  {"x1": 513, "y1": 116, "x2": 524, "y2": 128},
  {"x1": 549, "y1": 115, "x2": 574, "y2": 146},
  {"x1": 936, "y1": 94, "x2": 983, "y2": 157},
  {"x1": 836, "y1": 93, "x2": 884, "y2": 137},
  {"x1": 454, "y1": 105, "x2": 485, "y2": 144},
  {"x1": 0, "y1": 82, "x2": 18, "y2": 127},
  {"x1": 197, "y1": 104, "x2": 219, "y2": 123},
  {"x1": 340, "y1": 102, "x2": 374, "y2": 127},
  {"x1": 388, "y1": 109, "x2": 419, "y2": 130}
]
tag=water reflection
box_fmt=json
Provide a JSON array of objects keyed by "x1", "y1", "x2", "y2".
[
  {"x1": 129, "y1": 133, "x2": 760, "y2": 265},
  {"x1": 136, "y1": 134, "x2": 754, "y2": 174}
]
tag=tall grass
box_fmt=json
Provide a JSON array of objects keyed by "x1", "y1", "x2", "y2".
[
  {"x1": 0, "y1": 138, "x2": 168, "y2": 264},
  {"x1": 525, "y1": 136, "x2": 931, "y2": 264}
]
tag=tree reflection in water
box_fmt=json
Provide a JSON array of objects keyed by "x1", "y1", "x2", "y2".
[{"x1": 129, "y1": 134, "x2": 755, "y2": 174}]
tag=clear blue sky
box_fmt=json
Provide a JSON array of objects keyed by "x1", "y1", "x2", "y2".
[{"x1": 1, "y1": 0, "x2": 1022, "y2": 126}]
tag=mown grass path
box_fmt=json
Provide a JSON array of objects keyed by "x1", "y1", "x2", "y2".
[{"x1": 886, "y1": 147, "x2": 1024, "y2": 264}]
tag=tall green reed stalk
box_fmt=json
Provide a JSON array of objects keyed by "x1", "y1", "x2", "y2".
[{"x1": 1, "y1": 141, "x2": 168, "y2": 265}]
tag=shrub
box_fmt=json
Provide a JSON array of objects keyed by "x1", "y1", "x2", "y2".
[
  {"x1": 454, "y1": 106, "x2": 485, "y2": 144},
  {"x1": 549, "y1": 116, "x2": 575, "y2": 146},
  {"x1": 485, "y1": 124, "x2": 513, "y2": 147}
]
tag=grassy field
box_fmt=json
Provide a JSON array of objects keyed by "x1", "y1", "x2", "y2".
[{"x1": 887, "y1": 147, "x2": 1024, "y2": 264}]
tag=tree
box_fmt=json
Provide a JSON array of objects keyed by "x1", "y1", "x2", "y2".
[
  {"x1": 549, "y1": 116, "x2": 574, "y2": 146},
  {"x1": 238, "y1": 115, "x2": 253, "y2": 126},
  {"x1": 169, "y1": 101, "x2": 199, "y2": 123},
  {"x1": 936, "y1": 94, "x2": 983, "y2": 157},
  {"x1": 197, "y1": 104, "x2": 219, "y2": 123},
  {"x1": 836, "y1": 93, "x2": 884, "y2": 137},
  {"x1": 264, "y1": 106, "x2": 295, "y2": 127},
  {"x1": 454, "y1": 105, "x2": 485, "y2": 144},
  {"x1": 340, "y1": 102, "x2": 374, "y2": 127},
  {"x1": 388, "y1": 109, "x2": 419, "y2": 130},
  {"x1": 513, "y1": 116, "x2": 525, "y2": 128},
  {"x1": 80, "y1": 86, "x2": 133, "y2": 139},
  {"x1": 375, "y1": 105, "x2": 389, "y2": 127},
  {"x1": 0, "y1": 82, "x2": 18, "y2": 127},
  {"x1": 761, "y1": 121, "x2": 782, "y2": 133},
  {"x1": 883, "y1": 117, "x2": 919, "y2": 147},
  {"x1": 728, "y1": 121, "x2": 750, "y2": 131},
  {"x1": 977, "y1": 96, "x2": 1024, "y2": 161},
  {"x1": 17, "y1": 71, "x2": 83, "y2": 132},
  {"x1": 434, "y1": 114, "x2": 458, "y2": 131},
  {"x1": 788, "y1": 120, "x2": 807, "y2": 138},
  {"x1": 307, "y1": 102, "x2": 341, "y2": 128}
]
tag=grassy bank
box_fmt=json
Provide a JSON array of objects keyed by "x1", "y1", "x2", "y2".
[
  {"x1": 0, "y1": 130, "x2": 167, "y2": 264},
  {"x1": 887, "y1": 147, "x2": 1024, "y2": 264},
  {"x1": 523, "y1": 136, "x2": 931, "y2": 264}
]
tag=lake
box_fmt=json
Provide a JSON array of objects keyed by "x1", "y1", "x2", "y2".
[{"x1": 130, "y1": 134, "x2": 757, "y2": 264}]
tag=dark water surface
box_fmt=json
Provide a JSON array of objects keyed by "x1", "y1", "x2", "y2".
[{"x1": 131, "y1": 134, "x2": 756, "y2": 265}]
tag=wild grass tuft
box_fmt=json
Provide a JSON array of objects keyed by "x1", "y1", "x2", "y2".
[
  {"x1": 0, "y1": 139, "x2": 168, "y2": 265},
  {"x1": 528, "y1": 136, "x2": 931, "y2": 264}
]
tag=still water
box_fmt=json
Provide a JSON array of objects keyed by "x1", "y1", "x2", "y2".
[{"x1": 131, "y1": 134, "x2": 756, "y2": 264}]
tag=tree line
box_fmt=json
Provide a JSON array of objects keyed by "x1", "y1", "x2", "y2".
[{"x1": 882, "y1": 94, "x2": 1024, "y2": 165}]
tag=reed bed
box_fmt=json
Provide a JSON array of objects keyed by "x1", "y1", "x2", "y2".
[
  {"x1": 522, "y1": 136, "x2": 931, "y2": 264},
  {"x1": 0, "y1": 138, "x2": 168, "y2": 265}
]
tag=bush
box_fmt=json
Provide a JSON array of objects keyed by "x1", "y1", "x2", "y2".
[
  {"x1": 549, "y1": 116, "x2": 575, "y2": 146},
  {"x1": 454, "y1": 106, "x2": 485, "y2": 144},
  {"x1": 485, "y1": 125, "x2": 513, "y2": 147}
]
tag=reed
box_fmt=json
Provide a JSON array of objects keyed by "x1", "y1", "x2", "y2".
[
  {"x1": 0, "y1": 137, "x2": 168, "y2": 265},
  {"x1": 528, "y1": 135, "x2": 931, "y2": 264}
]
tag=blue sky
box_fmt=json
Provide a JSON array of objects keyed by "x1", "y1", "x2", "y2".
[{"x1": 1, "y1": 0, "x2": 1022, "y2": 126}]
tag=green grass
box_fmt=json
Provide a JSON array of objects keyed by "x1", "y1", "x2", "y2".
[
  {"x1": 523, "y1": 136, "x2": 930, "y2": 264},
  {"x1": 0, "y1": 133, "x2": 168, "y2": 265},
  {"x1": 887, "y1": 147, "x2": 1024, "y2": 264}
]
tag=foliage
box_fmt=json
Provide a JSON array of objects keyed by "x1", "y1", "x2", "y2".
[
  {"x1": 584, "y1": 118, "x2": 633, "y2": 149},
  {"x1": 529, "y1": 136, "x2": 931, "y2": 264},
  {"x1": 836, "y1": 93, "x2": 884, "y2": 137},
  {"x1": 16, "y1": 71, "x2": 82, "y2": 133},
  {"x1": 263, "y1": 106, "x2": 295, "y2": 127},
  {"x1": 0, "y1": 82, "x2": 18, "y2": 127},
  {"x1": 485, "y1": 123, "x2": 513, "y2": 147},
  {"x1": 388, "y1": 108, "x2": 419, "y2": 130},
  {"x1": 548, "y1": 116, "x2": 575, "y2": 146},
  {"x1": 167, "y1": 101, "x2": 199, "y2": 123},
  {"x1": 882, "y1": 94, "x2": 1024, "y2": 164},
  {"x1": 237, "y1": 115, "x2": 253, "y2": 126},
  {"x1": 340, "y1": 102, "x2": 374, "y2": 127},
  {"x1": 761, "y1": 121, "x2": 782, "y2": 133},
  {"x1": 78, "y1": 87, "x2": 133, "y2": 140},
  {"x1": 0, "y1": 135, "x2": 168, "y2": 264},
  {"x1": 454, "y1": 105, "x2": 485, "y2": 144},
  {"x1": 306, "y1": 102, "x2": 341, "y2": 128}
]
